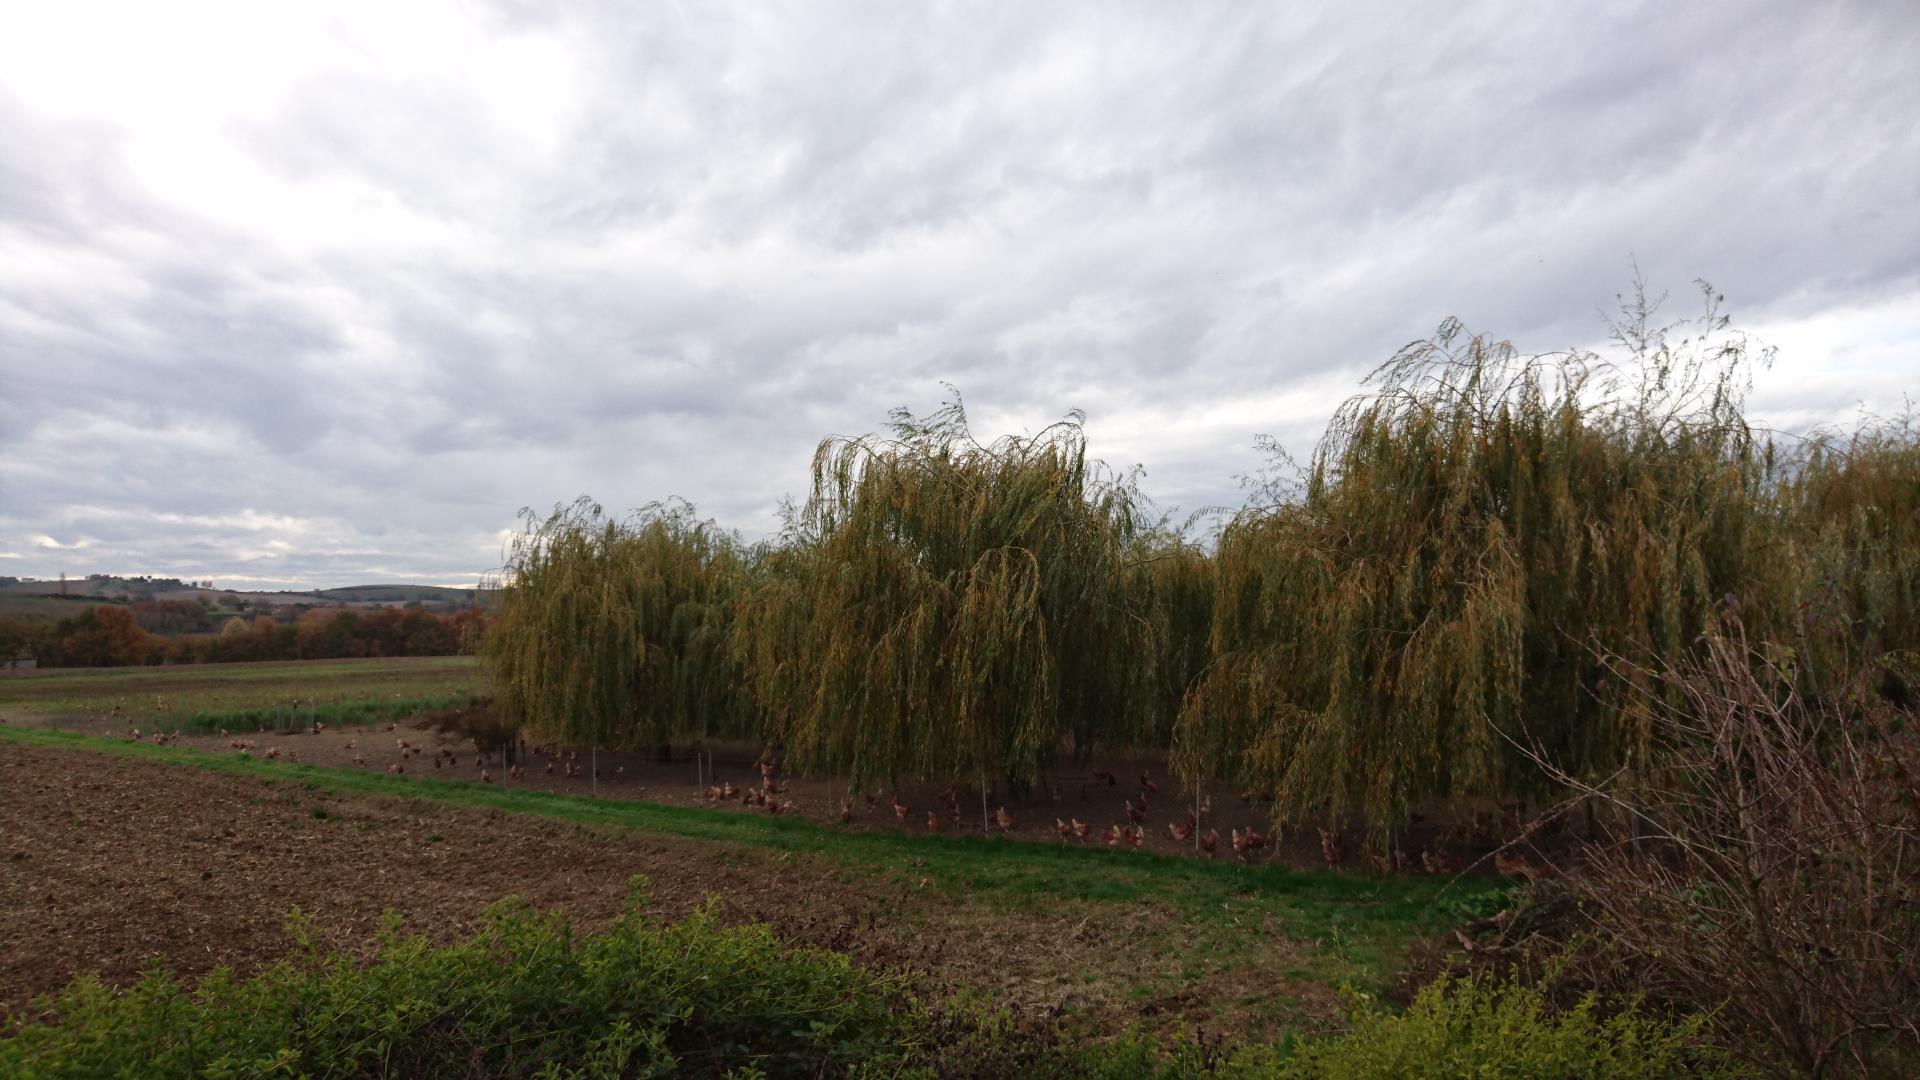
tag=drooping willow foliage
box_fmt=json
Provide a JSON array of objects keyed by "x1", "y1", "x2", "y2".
[
  {"x1": 1120, "y1": 526, "x2": 1216, "y2": 750},
  {"x1": 1785, "y1": 416, "x2": 1920, "y2": 691},
  {"x1": 731, "y1": 392, "x2": 1177, "y2": 791},
  {"x1": 484, "y1": 497, "x2": 752, "y2": 752},
  {"x1": 477, "y1": 280, "x2": 1915, "y2": 834},
  {"x1": 1175, "y1": 285, "x2": 1797, "y2": 827}
]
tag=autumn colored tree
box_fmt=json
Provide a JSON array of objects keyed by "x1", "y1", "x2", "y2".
[
  {"x1": 732, "y1": 392, "x2": 1177, "y2": 795},
  {"x1": 1176, "y1": 284, "x2": 1793, "y2": 829},
  {"x1": 55, "y1": 606, "x2": 155, "y2": 667},
  {"x1": 0, "y1": 616, "x2": 41, "y2": 662}
]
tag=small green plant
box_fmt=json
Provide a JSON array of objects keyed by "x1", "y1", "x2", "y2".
[{"x1": 1273, "y1": 976, "x2": 1729, "y2": 1079}]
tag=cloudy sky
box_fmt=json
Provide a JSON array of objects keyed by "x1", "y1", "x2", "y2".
[{"x1": 2, "y1": 1, "x2": 1916, "y2": 588}]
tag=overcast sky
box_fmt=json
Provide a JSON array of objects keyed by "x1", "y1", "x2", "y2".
[{"x1": 2, "y1": 1, "x2": 1916, "y2": 588}]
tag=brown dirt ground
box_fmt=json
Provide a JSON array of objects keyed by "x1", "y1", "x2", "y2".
[{"x1": 0, "y1": 741, "x2": 1341, "y2": 1039}]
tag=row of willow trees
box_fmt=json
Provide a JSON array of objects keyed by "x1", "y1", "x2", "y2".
[{"x1": 484, "y1": 285, "x2": 1918, "y2": 829}]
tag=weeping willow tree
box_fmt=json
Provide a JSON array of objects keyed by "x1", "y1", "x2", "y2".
[
  {"x1": 484, "y1": 497, "x2": 753, "y2": 754},
  {"x1": 1120, "y1": 526, "x2": 1216, "y2": 750},
  {"x1": 1786, "y1": 414, "x2": 1920, "y2": 690},
  {"x1": 732, "y1": 392, "x2": 1177, "y2": 793},
  {"x1": 1176, "y1": 282, "x2": 1794, "y2": 828}
]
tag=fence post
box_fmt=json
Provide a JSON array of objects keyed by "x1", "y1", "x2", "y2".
[{"x1": 980, "y1": 770, "x2": 989, "y2": 837}]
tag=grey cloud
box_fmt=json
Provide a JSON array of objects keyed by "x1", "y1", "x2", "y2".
[{"x1": 2, "y1": 2, "x2": 1916, "y2": 587}]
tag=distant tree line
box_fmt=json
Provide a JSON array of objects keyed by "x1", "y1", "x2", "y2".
[{"x1": 0, "y1": 605, "x2": 490, "y2": 667}]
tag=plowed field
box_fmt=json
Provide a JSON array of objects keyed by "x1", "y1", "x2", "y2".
[{"x1": 3, "y1": 736, "x2": 1481, "y2": 1041}]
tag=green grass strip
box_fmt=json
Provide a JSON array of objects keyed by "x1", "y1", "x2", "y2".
[{"x1": 170, "y1": 694, "x2": 474, "y2": 734}]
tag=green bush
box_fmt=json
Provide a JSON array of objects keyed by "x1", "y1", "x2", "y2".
[
  {"x1": 1053, "y1": 976, "x2": 1729, "y2": 1080},
  {"x1": 0, "y1": 879, "x2": 922, "y2": 1079},
  {"x1": 1274, "y1": 976, "x2": 1730, "y2": 1079},
  {"x1": 0, "y1": 885, "x2": 1731, "y2": 1079}
]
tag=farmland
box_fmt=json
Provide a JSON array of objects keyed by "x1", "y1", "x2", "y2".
[
  {"x1": 0, "y1": 593, "x2": 121, "y2": 623},
  {"x1": 4, "y1": 298, "x2": 1914, "y2": 1075},
  {"x1": 0, "y1": 657, "x2": 1509, "y2": 1055},
  {"x1": 0, "y1": 656, "x2": 479, "y2": 733},
  {"x1": 0, "y1": 723, "x2": 1500, "y2": 1048}
]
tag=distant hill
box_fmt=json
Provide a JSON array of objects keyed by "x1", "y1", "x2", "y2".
[
  {"x1": 0, "y1": 593, "x2": 123, "y2": 621},
  {"x1": 312, "y1": 585, "x2": 481, "y2": 604},
  {"x1": 0, "y1": 577, "x2": 484, "y2": 610},
  {"x1": 0, "y1": 576, "x2": 203, "y2": 600}
]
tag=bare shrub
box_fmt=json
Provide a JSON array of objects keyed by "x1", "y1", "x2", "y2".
[
  {"x1": 425, "y1": 697, "x2": 523, "y2": 765},
  {"x1": 1551, "y1": 620, "x2": 1919, "y2": 1077}
]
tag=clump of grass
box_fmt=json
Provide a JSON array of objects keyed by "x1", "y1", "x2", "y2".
[
  {"x1": 1067, "y1": 975, "x2": 1729, "y2": 1079},
  {"x1": 171, "y1": 693, "x2": 472, "y2": 735}
]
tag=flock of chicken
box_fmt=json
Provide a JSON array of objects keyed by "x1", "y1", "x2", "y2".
[
  {"x1": 701, "y1": 761, "x2": 799, "y2": 816},
  {"x1": 690, "y1": 762, "x2": 1286, "y2": 862},
  {"x1": 687, "y1": 760, "x2": 1548, "y2": 875},
  {"x1": 143, "y1": 722, "x2": 1285, "y2": 864},
  {"x1": 1041, "y1": 769, "x2": 1272, "y2": 860}
]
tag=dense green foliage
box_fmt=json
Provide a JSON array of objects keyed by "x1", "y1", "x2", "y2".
[
  {"x1": 485, "y1": 498, "x2": 752, "y2": 752},
  {"x1": 0, "y1": 885, "x2": 919, "y2": 1079}
]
